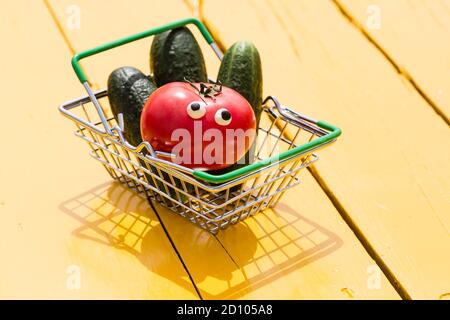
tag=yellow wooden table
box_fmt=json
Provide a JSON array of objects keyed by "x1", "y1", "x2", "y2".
[{"x1": 0, "y1": 0, "x2": 448, "y2": 300}]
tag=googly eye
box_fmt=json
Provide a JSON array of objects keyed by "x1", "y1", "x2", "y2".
[
  {"x1": 214, "y1": 108, "x2": 232, "y2": 126},
  {"x1": 187, "y1": 101, "x2": 206, "y2": 119}
]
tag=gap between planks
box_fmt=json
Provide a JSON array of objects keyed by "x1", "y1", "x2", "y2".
[{"x1": 331, "y1": 0, "x2": 449, "y2": 126}]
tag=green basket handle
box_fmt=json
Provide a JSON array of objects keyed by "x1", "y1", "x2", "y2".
[
  {"x1": 71, "y1": 18, "x2": 215, "y2": 83},
  {"x1": 70, "y1": 18, "x2": 220, "y2": 136}
]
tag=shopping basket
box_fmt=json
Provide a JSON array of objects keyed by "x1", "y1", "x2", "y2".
[{"x1": 59, "y1": 18, "x2": 341, "y2": 234}]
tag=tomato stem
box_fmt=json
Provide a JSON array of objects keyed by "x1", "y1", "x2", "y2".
[{"x1": 183, "y1": 77, "x2": 223, "y2": 103}]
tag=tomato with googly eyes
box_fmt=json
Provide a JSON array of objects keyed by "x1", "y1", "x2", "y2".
[{"x1": 140, "y1": 82, "x2": 256, "y2": 171}]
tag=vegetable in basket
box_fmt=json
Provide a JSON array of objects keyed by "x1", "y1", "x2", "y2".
[
  {"x1": 107, "y1": 67, "x2": 186, "y2": 201},
  {"x1": 140, "y1": 81, "x2": 256, "y2": 171},
  {"x1": 108, "y1": 30, "x2": 262, "y2": 178},
  {"x1": 107, "y1": 66, "x2": 157, "y2": 146},
  {"x1": 106, "y1": 25, "x2": 210, "y2": 198},
  {"x1": 150, "y1": 26, "x2": 208, "y2": 86},
  {"x1": 209, "y1": 41, "x2": 263, "y2": 179}
]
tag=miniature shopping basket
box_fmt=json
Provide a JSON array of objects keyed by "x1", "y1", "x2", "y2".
[{"x1": 59, "y1": 18, "x2": 341, "y2": 234}]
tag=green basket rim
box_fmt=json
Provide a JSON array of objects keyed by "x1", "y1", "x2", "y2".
[{"x1": 192, "y1": 120, "x2": 341, "y2": 183}]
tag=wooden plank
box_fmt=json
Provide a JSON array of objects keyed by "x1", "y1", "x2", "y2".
[
  {"x1": 0, "y1": 0, "x2": 198, "y2": 299},
  {"x1": 337, "y1": 0, "x2": 450, "y2": 122},
  {"x1": 202, "y1": 0, "x2": 450, "y2": 299},
  {"x1": 48, "y1": 0, "x2": 400, "y2": 299}
]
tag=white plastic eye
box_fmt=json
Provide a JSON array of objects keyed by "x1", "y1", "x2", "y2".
[
  {"x1": 214, "y1": 108, "x2": 232, "y2": 126},
  {"x1": 187, "y1": 101, "x2": 206, "y2": 119}
]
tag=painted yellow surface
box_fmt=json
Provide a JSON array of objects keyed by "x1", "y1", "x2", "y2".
[
  {"x1": 3, "y1": 0, "x2": 449, "y2": 300},
  {"x1": 202, "y1": 0, "x2": 450, "y2": 299},
  {"x1": 338, "y1": 0, "x2": 450, "y2": 121},
  {"x1": 157, "y1": 174, "x2": 401, "y2": 299},
  {"x1": 0, "y1": 0, "x2": 197, "y2": 299},
  {"x1": 46, "y1": 0, "x2": 400, "y2": 299}
]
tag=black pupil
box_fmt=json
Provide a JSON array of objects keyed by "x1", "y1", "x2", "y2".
[
  {"x1": 191, "y1": 103, "x2": 200, "y2": 111},
  {"x1": 221, "y1": 110, "x2": 231, "y2": 120}
]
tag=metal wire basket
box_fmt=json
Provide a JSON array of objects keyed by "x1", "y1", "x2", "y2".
[{"x1": 59, "y1": 18, "x2": 341, "y2": 234}]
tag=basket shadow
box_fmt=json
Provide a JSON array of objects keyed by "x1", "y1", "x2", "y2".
[
  {"x1": 59, "y1": 182, "x2": 343, "y2": 299},
  {"x1": 176, "y1": 201, "x2": 344, "y2": 299},
  {"x1": 58, "y1": 181, "x2": 202, "y2": 296}
]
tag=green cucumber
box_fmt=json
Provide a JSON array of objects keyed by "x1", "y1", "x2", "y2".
[
  {"x1": 107, "y1": 66, "x2": 157, "y2": 146},
  {"x1": 107, "y1": 66, "x2": 161, "y2": 191},
  {"x1": 107, "y1": 66, "x2": 189, "y2": 204},
  {"x1": 150, "y1": 26, "x2": 207, "y2": 86},
  {"x1": 218, "y1": 41, "x2": 263, "y2": 128},
  {"x1": 212, "y1": 41, "x2": 263, "y2": 178}
]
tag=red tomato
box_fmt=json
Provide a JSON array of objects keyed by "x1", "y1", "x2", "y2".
[{"x1": 140, "y1": 82, "x2": 256, "y2": 171}]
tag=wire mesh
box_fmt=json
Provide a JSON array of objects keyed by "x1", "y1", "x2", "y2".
[{"x1": 61, "y1": 91, "x2": 326, "y2": 233}]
